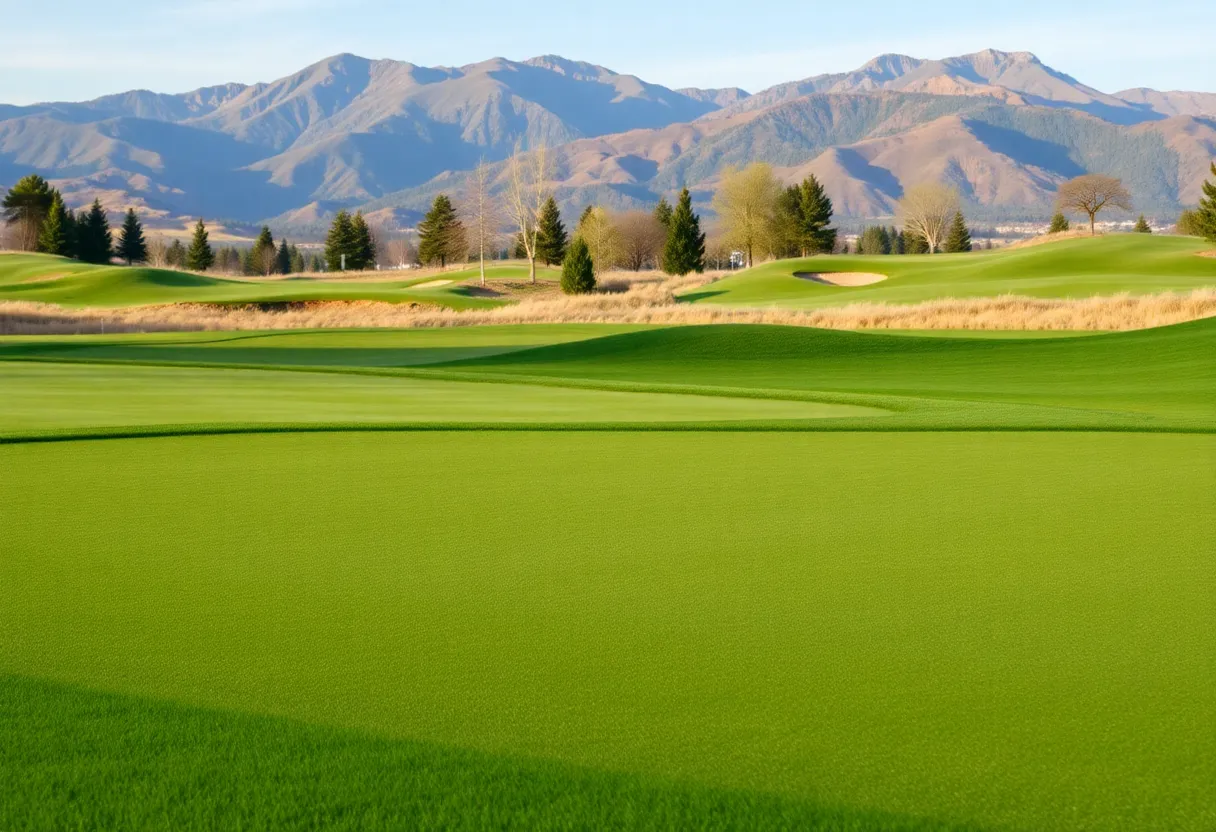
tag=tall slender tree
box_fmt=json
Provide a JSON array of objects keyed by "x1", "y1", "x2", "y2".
[
  {"x1": 77, "y1": 200, "x2": 113, "y2": 264},
  {"x1": 653, "y1": 197, "x2": 673, "y2": 230},
  {"x1": 275, "y1": 238, "x2": 292, "y2": 274},
  {"x1": 185, "y1": 219, "x2": 214, "y2": 271},
  {"x1": 943, "y1": 211, "x2": 972, "y2": 253},
  {"x1": 37, "y1": 192, "x2": 71, "y2": 256},
  {"x1": 167, "y1": 239, "x2": 187, "y2": 268},
  {"x1": 117, "y1": 209, "x2": 148, "y2": 265},
  {"x1": 534, "y1": 196, "x2": 568, "y2": 265},
  {"x1": 661, "y1": 187, "x2": 706, "y2": 275},
  {"x1": 351, "y1": 213, "x2": 378, "y2": 270},
  {"x1": 799, "y1": 175, "x2": 836, "y2": 255}
]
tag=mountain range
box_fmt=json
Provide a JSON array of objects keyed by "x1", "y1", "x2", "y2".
[{"x1": 1, "y1": 49, "x2": 1213, "y2": 234}]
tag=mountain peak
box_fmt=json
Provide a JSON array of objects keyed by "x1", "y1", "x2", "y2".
[{"x1": 523, "y1": 55, "x2": 616, "y2": 80}]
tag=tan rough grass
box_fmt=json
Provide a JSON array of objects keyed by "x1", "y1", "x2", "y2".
[{"x1": 3, "y1": 276, "x2": 1214, "y2": 336}]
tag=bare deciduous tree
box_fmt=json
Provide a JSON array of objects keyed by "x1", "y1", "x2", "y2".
[
  {"x1": 897, "y1": 183, "x2": 960, "y2": 253},
  {"x1": 615, "y1": 210, "x2": 666, "y2": 271},
  {"x1": 712, "y1": 163, "x2": 782, "y2": 267},
  {"x1": 503, "y1": 141, "x2": 551, "y2": 283},
  {"x1": 1056, "y1": 174, "x2": 1133, "y2": 236},
  {"x1": 575, "y1": 206, "x2": 622, "y2": 274},
  {"x1": 383, "y1": 237, "x2": 416, "y2": 270},
  {"x1": 146, "y1": 237, "x2": 169, "y2": 268},
  {"x1": 462, "y1": 159, "x2": 504, "y2": 286}
]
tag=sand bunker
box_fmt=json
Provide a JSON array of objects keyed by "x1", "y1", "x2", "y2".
[
  {"x1": 794, "y1": 272, "x2": 887, "y2": 287},
  {"x1": 413, "y1": 279, "x2": 453, "y2": 289}
]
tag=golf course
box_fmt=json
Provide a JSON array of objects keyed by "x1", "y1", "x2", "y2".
[{"x1": 3, "y1": 230, "x2": 1215, "y2": 830}]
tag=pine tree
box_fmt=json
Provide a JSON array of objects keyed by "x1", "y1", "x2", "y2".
[
  {"x1": 77, "y1": 200, "x2": 113, "y2": 264},
  {"x1": 275, "y1": 238, "x2": 291, "y2": 274},
  {"x1": 37, "y1": 191, "x2": 70, "y2": 256},
  {"x1": 250, "y1": 226, "x2": 276, "y2": 275},
  {"x1": 534, "y1": 196, "x2": 568, "y2": 265},
  {"x1": 653, "y1": 197, "x2": 673, "y2": 230},
  {"x1": 798, "y1": 174, "x2": 836, "y2": 255},
  {"x1": 1133, "y1": 214, "x2": 1152, "y2": 234},
  {"x1": 1048, "y1": 212, "x2": 1070, "y2": 233},
  {"x1": 1194, "y1": 162, "x2": 1216, "y2": 242},
  {"x1": 325, "y1": 211, "x2": 354, "y2": 271},
  {"x1": 1, "y1": 174, "x2": 55, "y2": 250},
  {"x1": 116, "y1": 209, "x2": 148, "y2": 265},
  {"x1": 943, "y1": 211, "x2": 972, "y2": 253},
  {"x1": 351, "y1": 213, "x2": 377, "y2": 270},
  {"x1": 890, "y1": 225, "x2": 905, "y2": 254},
  {"x1": 560, "y1": 237, "x2": 596, "y2": 295},
  {"x1": 185, "y1": 219, "x2": 214, "y2": 271},
  {"x1": 661, "y1": 187, "x2": 706, "y2": 275},
  {"x1": 512, "y1": 232, "x2": 529, "y2": 259},
  {"x1": 418, "y1": 195, "x2": 464, "y2": 267},
  {"x1": 310, "y1": 254, "x2": 325, "y2": 273},
  {"x1": 290, "y1": 245, "x2": 305, "y2": 274}
]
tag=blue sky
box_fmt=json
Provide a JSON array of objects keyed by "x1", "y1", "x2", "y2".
[{"x1": 1, "y1": 0, "x2": 1211, "y2": 104}]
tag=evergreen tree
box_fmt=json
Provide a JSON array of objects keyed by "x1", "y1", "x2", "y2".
[
  {"x1": 289, "y1": 245, "x2": 305, "y2": 274},
  {"x1": 1194, "y1": 162, "x2": 1216, "y2": 242},
  {"x1": 417, "y1": 195, "x2": 463, "y2": 267},
  {"x1": 653, "y1": 197, "x2": 673, "y2": 230},
  {"x1": 351, "y1": 213, "x2": 377, "y2": 270},
  {"x1": 116, "y1": 209, "x2": 148, "y2": 265},
  {"x1": 185, "y1": 219, "x2": 214, "y2": 271},
  {"x1": 240, "y1": 247, "x2": 256, "y2": 276},
  {"x1": 578, "y1": 204, "x2": 594, "y2": 227},
  {"x1": 902, "y1": 229, "x2": 929, "y2": 254},
  {"x1": 889, "y1": 225, "x2": 905, "y2": 254},
  {"x1": 661, "y1": 187, "x2": 706, "y2": 275},
  {"x1": 1133, "y1": 214, "x2": 1152, "y2": 234},
  {"x1": 857, "y1": 226, "x2": 891, "y2": 255},
  {"x1": 773, "y1": 185, "x2": 804, "y2": 258},
  {"x1": 166, "y1": 239, "x2": 187, "y2": 268},
  {"x1": 309, "y1": 254, "x2": 325, "y2": 273},
  {"x1": 37, "y1": 191, "x2": 70, "y2": 256},
  {"x1": 534, "y1": 196, "x2": 568, "y2": 265},
  {"x1": 943, "y1": 211, "x2": 972, "y2": 253},
  {"x1": 76, "y1": 200, "x2": 113, "y2": 264},
  {"x1": 325, "y1": 211, "x2": 355, "y2": 271},
  {"x1": 798, "y1": 174, "x2": 836, "y2": 255},
  {"x1": 275, "y1": 238, "x2": 292, "y2": 274},
  {"x1": 560, "y1": 237, "x2": 596, "y2": 295},
  {"x1": 1048, "y1": 212, "x2": 1070, "y2": 233},
  {"x1": 1, "y1": 174, "x2": 55, "y2": 250},
  {"x1": 250, "y1": 226, "x2": 276, "y2": 275}
]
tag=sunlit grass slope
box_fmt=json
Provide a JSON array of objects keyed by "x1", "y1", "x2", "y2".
[
  {"x1": 0, "y1": 254, "x2": 558, "y2": 309},
  {"x1": 3, "y1": 432, "x2": 1213, "y2": 830},
  {"x1": 684, "y1": 235, "x2": 1216, "y2": 308}
]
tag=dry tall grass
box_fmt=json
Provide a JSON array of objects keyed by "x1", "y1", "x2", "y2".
[{"x1": 4, "y1": 276, "x2": 1214, "y2": 336}]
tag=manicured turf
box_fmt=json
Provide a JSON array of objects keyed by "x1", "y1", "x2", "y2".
[
  {"x1": 684, "y1": 235, "x2": 1216, "y2": 308},
  {"x1": 2, "y1": 316, "x2": 1213, "y2": 829},
  {"x1": 0, "y1": 254, "x2": 558, "y2": 309},
  {"x1": 3, "y1": 432, "x2": 1213, "y2": 830}
]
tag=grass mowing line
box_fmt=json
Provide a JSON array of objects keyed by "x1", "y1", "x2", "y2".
[{"x1": 0, "y1": 673, "x2": 969, "y2": 832}]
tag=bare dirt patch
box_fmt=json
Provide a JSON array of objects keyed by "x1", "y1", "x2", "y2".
[{"x1": 795, "y1": 272, "x2": 888, "y2": 287}]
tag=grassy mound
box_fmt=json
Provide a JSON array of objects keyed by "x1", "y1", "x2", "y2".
[
  {"x1": 0, "y1": 254, "x2": 559, "y2": 309},
  {"x1": 686, "y1": 235, "x2": 1216, "y2": 308}
]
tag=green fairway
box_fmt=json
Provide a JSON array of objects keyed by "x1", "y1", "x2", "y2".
[
  {"x1": 3, "y1": 432, "x2": 1213, "y2": 831},
  {"x1": 684, "y1": 235, "x2": 1216, "y2": 308},
  {"x1": 0, "y1": 254, "x2": 559, "y2": 309},
  {"x1": 2, "y1": 316, "x2": 1213, "y2": 829}
]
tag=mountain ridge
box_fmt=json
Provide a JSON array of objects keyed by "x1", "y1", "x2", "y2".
[{"x1": 1, "y1": 49, "x2": 1212, "y2": 232}]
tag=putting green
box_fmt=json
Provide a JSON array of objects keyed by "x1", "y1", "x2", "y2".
[
  {"x1": 684, "y1": 235, "x2": 1216, "y2": 308},
  {"x1": 3, "y1": 431, "x2": 1213, "y2": 830}
]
